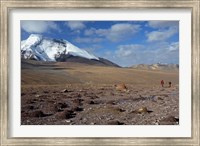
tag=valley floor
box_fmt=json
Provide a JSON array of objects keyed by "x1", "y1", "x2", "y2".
[{"x1": 21, "y1": 60, "x2": 179, "y2": 125}]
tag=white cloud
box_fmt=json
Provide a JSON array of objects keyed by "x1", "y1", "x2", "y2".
[
  {"x1": 75, "y1": 37, "x2": 103, "y2": 43},
  {"x1": 66, "y1": 21, "x2": 85, "y2": 30},
  {"x1": 84, "y1": 28, "x2": 95, "y2": 36},
  {"x1": 146, "y1": 27, "x2": 178, "y2": 42},
  {"x1": 21, "y1": 21, "x2": 59, "y2": 33},
  {"x1": 168, "y1": 42, "x2": 179, "y2": 51},
  {"x1": 107, "y1": 23, "x2": 140, "y2": 42},
  {"x1": 152, "y1": 42, "x2": 179, "y2": 64},
  {"x1": 84, "y1": 23, "x2": 140, "y2": 42},
  {"x1": 146, "y1": 21, "x2": 179, "y2": 42},
  {"x1": 116, "y1": 45, "x2": 144, "y2": 57},
  {"x1": 148, "y1": 21, "x2": 179, "y2": 29},
  {"x1": 103, "y1": 42, "x2": 179, "y2": 67}
]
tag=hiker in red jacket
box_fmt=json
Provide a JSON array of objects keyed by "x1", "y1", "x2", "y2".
[{"x1": 161, "y1": 80, "x2": 164, "y2": 87}]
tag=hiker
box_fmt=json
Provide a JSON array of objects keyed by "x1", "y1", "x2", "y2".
[
  {"x1": 161, "y1": 80, "x2": 164, "y2": 87},
  {"x1": 169, "y1": 82, "x2": 172, "y2": 88}
]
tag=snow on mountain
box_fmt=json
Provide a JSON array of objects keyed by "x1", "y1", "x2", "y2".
[{"x1": 21, "y1": 34, "x2": 99, "y2": 61}]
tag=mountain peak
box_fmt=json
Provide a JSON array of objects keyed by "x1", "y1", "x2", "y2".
[
  {"x1": 21, "y1": 34, "x2": 99, "y2": 61},
  {"x1": 27, "y1": 34, "x2": 42, "y2": 42},
  {"x1": 29, "y1": 34, "x2": 42, "y2": 38},
  {"x1": 23, "y1": 34, "x2": 43, "y2": 48}
]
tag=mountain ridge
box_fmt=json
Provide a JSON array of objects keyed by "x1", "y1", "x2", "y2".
[
  {"x1": 21, "y1": 34, "x2": 120, "y2": 67},
  {"x1": 131, "y1": 63, "x2": 179, "y2": 71},
  {"x1": 21, "y1": 34, "x2": 99, "y2": 61}
]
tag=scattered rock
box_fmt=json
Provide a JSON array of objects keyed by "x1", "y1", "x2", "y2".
[
  {"x1": 65, "y1": 110, "x2": 76, "y2": 119},
  {"x1": 98, "y1": 91, "x2": 103, "y2": 94},
  {"x1": 31, "y1": 92, "x2": 37, "y2": 95},
  {"x1": 74, "y1": 107, "x2": 84, "y2": 112},
  {"x1": 55, "y1": 102, "x2": 68, "y2": 112},
  {"x1": 77, "y1": 93, "x2": 81, "y2": 98},
  {"x1": 55, "y1": 111, "x2": 66, "y2": 119},
  {"x1": 110, "y1": 92, "x2": 115, "y2": 96},
  {"x1": 115, "y1": 107, "x2": 126, "y2": 112},
  {"x1": 29, "y1": 105, "x2": 34, "y2": 110},
  {"x1": 160, "y1": 94, "x2": 169, "y2": 97},
  {"x1": 100, "y1": 88, "x2": 105, "y2": 90},
  {"x1": 65, "y1": 120, "x2": 71, "y2": 123},
  {"x1": 89, "y1": 100, "x2": 95, "y2": 104},
  {"x1": 43, "y1": 91, "x2": 49, "y2": 93},
  {"x1": 158, "y1": 97, "x2": 164, "y2": 100},
  {"x1": 35, "y1": 94, "x2": 41, "y2": 98},
  {"x1": 132, "y1": 95, "x2": 146, "y2": 102},
  {"x1": 90, "y1": 95, "x2": 100, "y2": 99},
  {"x1": 147, "y1": 95, "x2": 156, "y2": 100},
  {"x1": 137, "y1": 107, "x2": 148, "y2": 113},
  {"x1": 132, "y1": 107, "x2": 153, "y2": 114},
  {"x1": 119, "y1": 108, "x2": 126, "y2": 112},
  {"x1": 159, "y1": 116, "x2": 179, "y2": 125},
  {"x1": 59, "y1": 102, "x2": 68, "y2": 108},
  {"x1": 21, "y1": 82, "x2": 179, "y2": 125},
  {"x1": 61, "y1": 89, "x2": 69, "y2": 93},
  {"x1": 29, "y1": 110, "x2": 51, "y2": 118},
  {"x1": 107, "y1": 120, "x2": 125, "y2": 125},
  {"x1": 114, "y1": 83, "x2": 128, "y2": 92},
  {"x1": 87, "y1": 100, "x2": 101, "y2": 105},
  {"x1": 107, "y1": 100, "x2": 116, "y2": 105},
  {"x1": 82, "y1": 118, "x2": 87, "y2": 122},
  {"x1": 72, "y1": 98, "x2": 83, "y2": 105},
  {"x1": 21, "y1": 93, "x2": 26, "y2": 96},
  {"x1": 29, "y1": 99, "x2": 37, "y2": 104},
  {"x1": 55, "y1": 110, "x2": 76, "y2": 119}
]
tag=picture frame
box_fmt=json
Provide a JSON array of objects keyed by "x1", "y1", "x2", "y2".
[{"x1": 0, "y1": 0, "x2": 199, "y2": 145}]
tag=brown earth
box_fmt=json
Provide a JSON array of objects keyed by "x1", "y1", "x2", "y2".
[{"x1": 21, "y1": 60, "x2": 179, "y2": 125}]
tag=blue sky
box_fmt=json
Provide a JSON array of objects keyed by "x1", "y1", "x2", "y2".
[{"x1": 21, "y1": 20, "x2": 179, "y2": 67}]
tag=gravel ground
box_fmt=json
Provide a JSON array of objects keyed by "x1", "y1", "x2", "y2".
[{"x1": 21, "y1": 83, "x2": 179, "y2": 125}]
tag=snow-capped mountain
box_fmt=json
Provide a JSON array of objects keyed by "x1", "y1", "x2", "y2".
[{"x1": 21, "y1": 34, "x2": 99, "y2": 61}]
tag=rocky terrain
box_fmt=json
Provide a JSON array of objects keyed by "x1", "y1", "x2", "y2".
[
  {"x1": 131, "y1": 63, "x2": 179, "y2": 71},
  {"x1": 21, "y1": 84, "x2": 179, "y2": 125},
  {"x1": 21, "y1": 60, "x2": 179, "y2": 125}
]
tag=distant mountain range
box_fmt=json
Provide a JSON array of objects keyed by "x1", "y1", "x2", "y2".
[
  {"x1": 131, "y1": 63, "x2": 179, "y2": 71},
  {"x1": 21, "y1": 34, "x2": 178, "y2": 70},
  {"x1": 21, "y1": 34, "x2": 119, "y2": 67}
]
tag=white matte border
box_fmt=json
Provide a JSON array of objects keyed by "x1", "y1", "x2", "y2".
[{"x1": 9, "y1": 9, "x2": 191, "y2": 137}]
